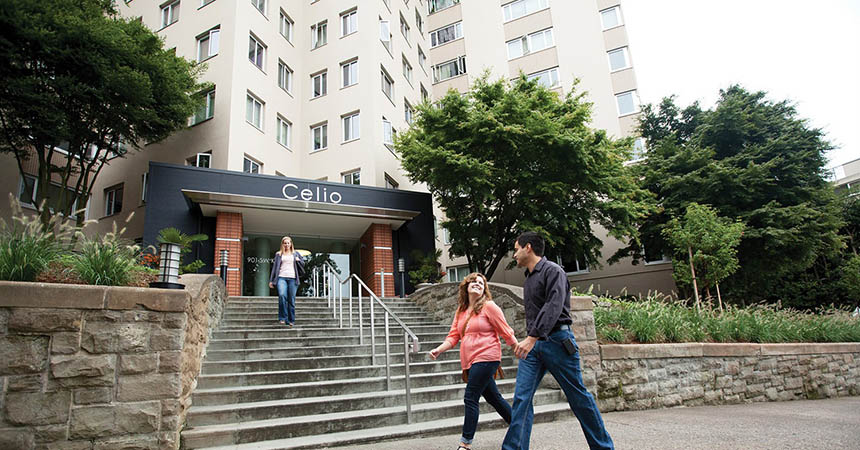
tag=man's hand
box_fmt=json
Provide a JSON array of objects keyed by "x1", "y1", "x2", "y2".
[{"x1": 514, "y1": 336, "x2": 537, "y2": 359}]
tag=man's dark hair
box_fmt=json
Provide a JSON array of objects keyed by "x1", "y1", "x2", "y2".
[{"x1": 516, "y1": 232, "x2": 545, "y2": 257}]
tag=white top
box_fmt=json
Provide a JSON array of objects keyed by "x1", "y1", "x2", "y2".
[{"x1": 278, "y1": 252, "x2": 296, "y2": 279}]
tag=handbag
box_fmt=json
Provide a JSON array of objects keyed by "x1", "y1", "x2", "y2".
[
  {"x1": 458, "y1": 309, "x2": 505, "y2": 383},
  {"x1": 293, "y1": 252, "x2": 306, "y2": 278}
]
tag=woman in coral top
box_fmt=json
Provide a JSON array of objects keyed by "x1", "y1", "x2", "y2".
[{"x1": 429, "y1": 272, "x2": 518, "y2": 450}]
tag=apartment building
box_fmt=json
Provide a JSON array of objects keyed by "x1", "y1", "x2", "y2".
[
  {"x1": 831, "y1": 157, "x2": 860, "y2": 194},
  {"x1": 426, "y1": 0, "x2": 675, "y2": 296},
  {"x1": 1, "y1": 0, "x2": 675, "y2": 297}
]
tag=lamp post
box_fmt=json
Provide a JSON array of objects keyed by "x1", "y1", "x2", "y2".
[
  {"x1": 219, "y1": 249, "x2": 229, "y2": 285},
  {"x1": 149, "y1": 242, "x2": 184, "y2": 289},
  {"x1": 397, "y1": 257, "x2": 406, "y2": 298}
]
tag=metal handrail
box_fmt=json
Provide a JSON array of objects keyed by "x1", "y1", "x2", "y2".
[{"x1": 310, "y1": 263, "x2": 420, "y2": 423}]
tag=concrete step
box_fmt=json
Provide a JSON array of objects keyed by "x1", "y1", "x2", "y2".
[
  {"x1": 201, "y1": 353, "x2": 481, "y2": 375},
  {"x1": 218, "y1": 317, "x2": 440, "y2": 328},
  {"x1": 221, "y1": 307, "x2": 428, "y2": 317},
  {"x1": 187, "y1": 378, "x2": 549, "y2": 428},
  {"x1": 193, "y1": 402, "x2": 574, "y2": 450},
  {"x1": 192, "y1": 366, "x2": 517, "y2": 410},
  {"x1": 204, "y1": 342, "x2": 462, "y2": 361},
  {"x1": 181, "y1": 389, "x2": 563, "y2": 448},
  {"x1": 206, "y1": 331, "x2": 452, "y2": 351},
  {"x1": 212, "y1": 324, "x2": 450, "y2": 340}
]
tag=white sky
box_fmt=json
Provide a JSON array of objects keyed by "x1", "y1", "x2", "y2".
[{"x1": 622, "y1": 0, "x2": 860, "y2": 168}]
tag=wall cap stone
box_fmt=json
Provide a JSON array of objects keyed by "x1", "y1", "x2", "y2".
[
  {"x1": 601, "y1": 342, "x2": 860, "y2": 359},
  {"x1": 701, "y1": 343, "x2": 761, "y2": 357},
  {"x1": 759, "y1": 342, "x2": 860, "y2": 355},
  {"x1": 0, "y1": 281, "x2": 188, "y2": 312},
  {"x1": 601, "y1": 343, "x2": 704, "y2": 359}
]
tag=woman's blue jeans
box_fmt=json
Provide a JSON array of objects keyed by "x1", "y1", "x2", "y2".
[
  {"x1": 501, "y1": 328, "x2": 613, "y2": 450},
  {"x1": 461, "y1": 360, "x2": 511, "y2": 444},
  {"x1": 276, "y1": 277, "x2": 298, "y2": 323}
]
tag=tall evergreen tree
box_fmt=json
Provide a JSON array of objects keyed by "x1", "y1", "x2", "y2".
[{"x1": 626, "y1": 86, "x2": 843, "y2": 303}]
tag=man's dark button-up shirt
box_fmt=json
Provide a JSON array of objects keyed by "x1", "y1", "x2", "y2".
[{"x1": 524, "y1": 256, "x2": 572, "y2": 340}]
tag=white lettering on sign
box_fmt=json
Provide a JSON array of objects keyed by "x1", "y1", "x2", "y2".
[{"x1": 282, "y1": 183, "x2": 343, "y2": 204}]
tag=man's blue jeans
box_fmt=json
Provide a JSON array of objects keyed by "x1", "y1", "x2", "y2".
[
  {"x1": 276, "y1": 277, "x2": 298, "y2": 324},
  {"x1": 502, "y1": 328, "x2": 613, "y2": 450},
  {"x1": 461, "y1": 361, "x2": 511, "y2": 445}
]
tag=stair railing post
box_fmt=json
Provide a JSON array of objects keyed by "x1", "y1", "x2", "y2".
[
  {"x1": 338, "y1": 279, "x2": 343, "y2": 328},
  {"x1": 404, "y1": 331, "x2": 412, "y2": 424},
  {"x1": 380, "y1": 267, "x2": 385, "y2": 298},
  {"x1": 369, "y1": 293, "x2": 376, "y2": 365},
  {"x1": 358, "y1": 286, "x2": 364, "y2": 345},
  {"x1": 348, "y1": 278, "x2": 353, "y2": 328},
  {"x1": 384, "y1": 312, "x2": 391, "y2": 391}
]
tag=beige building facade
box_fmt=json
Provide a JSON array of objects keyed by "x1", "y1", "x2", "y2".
[{"x1": 1, "y1": 0, "x2": 676, "y2": 297}]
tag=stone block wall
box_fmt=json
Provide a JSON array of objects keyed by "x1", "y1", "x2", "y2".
[
  {"x1": 0, "y1": 274, "x2": 226, "y2": 450},
  {"x1": 597, "y1": 343, "x2": 860, "y2": 412}
]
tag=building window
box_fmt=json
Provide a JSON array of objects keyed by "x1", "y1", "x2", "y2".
[
  {"x1": 141, "y1": 173, "x2": 148, "y2": 204},
  {"x1": 404, "y1": 100, "x2": 414, "y2": 124},
  {"x1": 402, "y1": 56, "x2": 413, "y2": 83},
  {"x1": 607, "y1": 46, "x2": 631, "y2": 71},
  {"x1": 17, "y1": 174, "x2": 37, "y2": 206},
  {"x1": 631, "y1": 137, "x2": 646, "y2": 161},
  {"x1": 279, "y1": 11, "x2": 294, "y2": 42},
  {"x1": 278, "y1": 61, "x2": 293, "y2": 92},
  {"x1": 381, "y1": 68, "x2": 394, "y2": 100},
  {"x1": 197, "y1": 28, "x2": 220, "y2": 62},
  {"x1": 277, "y1": 116, "x2": 291, "y2": 148},
  {"x1": 311, "y1": 21, "x2": 327, "y2": 49},
  {"x1": 502, "y1": 0, "x2": 549, "y2": 22},
  {"x1": 311, "y1": 123, "x2": 328, "y2": 151},
  {"x1": 428, "y1": 0, "x2": 459, "y2": 14},
  {"x1": 383, "y1": 118, "x2": 394, "y2": 146},
  {"x1": 251, "y1": 0, "x2": 265, "y2": 14},
  {"x1": 527, "y1": 66, "x2": 559, "y2": 88},
  {"x1": 418, "y1": 46, "x2": 427, "y2": 70},
  {"x1": 448, "y1": 265, "x2": 469, "y2": 282},
  {"x1": 643, "y1": 245, "x2": 671, "y2": 264},
  {"x1": 506, "y1": 28, "x2": 553, "y2": 59},
  {"x1": 420, "y1": 84, "x2": 429, "y2": 101},
  {"x1": 341, "y1": 59, "x2": 358, "y2": 87},
  {"x1": 243, "y1": 156, "x2": 261, "y2": 174},
  {"x1": 104, "y1": 184, "x2": 124, "y2": 217},
  {"x1": 380, "y1": 19, "x2": 391, "y2": 51},
  {"x1": 187, "y1": 152, "x2": 211, "y2": 168},
  {"x1": 415, "y1": 8, "x2": 424, "y2": 34},
  {"x1": 600, "y1": 6, "x2": 623, "y2": 30},
  {"x1": 385, "y1": 174, "x2": 399, "y2": 189},
  {"x1": 616, "y1": 90, "x2": 640, "y2": 116},
  {"x1": 191, "y1": 89, "x2": 215, "y2": 125},
  {"x1": 342, "y1": 169, "x2": 360, "y2": 185},
  {"x1": 311, "y1": 71, "x2": 327, "y2": 98},
  {"x1": 430, "y1": 21, "x2": 462, "y2": 47},
  {"x1": 551, "y1": 254, "x2": 588, "y2": 275},
  {"x1": 432, "y1": 56, "x2": 466, "y2": 83},
  {"x1": 245, "y1": 93, "x2": 264, "y2": 129},
  {"x1": 248, "y1": 35, "x2": 265, "y2": 69},
  {"x1": 161, "y1": 1, "x2": 180, "y2": 28},
  {"x1": 20, "y1": 175, "x2": 82, "y2": 215},
  {"x1": 400, "y1": 14, "x2": 410, "y2": 41},
  {"x1": 341, "y1": 9, "x2": 357, "y2": 36},
  {"x1": 342, "y1": 112, "x2": 360, "y2": 142}
]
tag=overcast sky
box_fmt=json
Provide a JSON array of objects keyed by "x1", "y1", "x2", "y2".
[{"x1": 622, "y1": 0, "x2": 860, "y2": 168}]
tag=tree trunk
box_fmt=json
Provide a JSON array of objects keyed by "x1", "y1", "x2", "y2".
[
  {"x1": 715, "y1": 282, "x2": 724, "y2": 312},
  {"x1": 688, "y1": 245, "x2": 700, "y2": 311}
]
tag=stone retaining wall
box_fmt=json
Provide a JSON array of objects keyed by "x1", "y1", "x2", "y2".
[
  {"x1": 0, "y1": 274, "x2": 227, "y2": 450},
  {"x1": 597, "y1": 343, "x2": 860, "y2": 412}
]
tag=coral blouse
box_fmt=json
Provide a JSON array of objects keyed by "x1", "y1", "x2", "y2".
[{"x1": 444, "y1": 301, "x2": 517, "y2": 370}]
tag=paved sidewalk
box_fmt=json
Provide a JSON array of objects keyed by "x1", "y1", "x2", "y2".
[{"x1": 343, "y1": 397, "x2": 860, "y2": 449}]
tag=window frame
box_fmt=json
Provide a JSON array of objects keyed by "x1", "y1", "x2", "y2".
[
  {"x1": 251, "y1": 0, "x2": 265, "y2": 15},
  {"x1": 245, "y1": 92, "x2": 264, "y2": 130},
  {"x1": 187, "y1": 152, "x2": 211, "y2": 168},
  {"x1": 104, "y1": 184, "x2": 124, "y2": 217},
  {"x1": 311, "y1": 20, "x2": 328, "y2": 49},
  {"x1": 191, "y1": 89, "x2": 215, "y2": 125},
  {"x1": 341, "y1": 9, "x2": 358, "y2": 37},
  {"x1": 506, "y1": 27, "x2": 554, "y2": 60},
  {"x1": 502, "y1": 0, "x2": 549, "y2": 23},
  {"x1": 160, "y1": 0, "x2": 180, "y2": 29},
  {"x1": 381, "y1": 68, "x2": 394, "y2": 100},
  {"x1": 279, "y1": 11, "x2": 294, "y2": 42},
  {"x1": 615, "y1": 90, "x2": 640, "y2": 116},
  {"x1": 276, "y1": 115, "x2": 292, "y2": 149},
  {"x1": 428, "y1": 0, "x2": 459, "y2": 14},
  {"x1": 600, "y1": 5, "x2": 624, "y2": 30},
  {"x1": 402, "y1": 56, "x2": 413, "y2": 84},
  {"x1": 607, "y1": 46, "x2": 631, "y2": 72},
  {"x1": 248, "y1": 34, "x2": 266, "y2": 70},
  {"x1": 429, "y1": 21, "x2": 462, "y2": 48},
  {"x1": 342, "y1": 169, "x2": 361, "y2": 185},
  {"x1": 311, "y1": 70, "x2": 328, "y2": 98},
  {"x1": 342, "y1": 112, "x2": 360, "y2": 143},
  {"x1": 311, "y1": 122, "x2": 328, "y2": 152},
  {"x1": 382, "y1": 117, "x2": 394, "y2": 146},
  {"x1": 341, "y1": 59, "x2": 358, "y2": 88},
  {"x1": 527, "y1": 66, "x2": 559, "y2": 89},
  {"x1": 432, "y1": 55, "x2": 466, "y2": 83},
  {"x1": 243, "y1": 156, "x2": 262, "y2": 174},
  {"x1": 278, "y1": 60, "x2": 293, "y2": 93},
  {"x1": 196, "y1": 27, "x2": 220, "y2": 62}
]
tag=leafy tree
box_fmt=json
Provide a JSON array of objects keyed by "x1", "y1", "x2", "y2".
[
  {"x1": 629, "y1": 86, "x2": 843, "y2": 303},
  {"x1": 0, "y1": 0, "x2": 207, "y2": 229},
  {"x1": 407, "y1": 248, "x2": 444, "y2": 284},
  {"x1": 298, "y1": 253, "x2": 339, "y2": 296},
  {"x1": 396, "y1": 73, "x2": 650, "y2": 278},
  {"x1": 663, "y1": 203, "x2": 744, "y2": 310}
]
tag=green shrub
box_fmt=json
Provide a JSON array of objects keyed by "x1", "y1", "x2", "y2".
[
  {"x1": 156, "y1": 227, "x2": 208, "y2": 274},
  {"x1": 0, "y1": 195, "x2": 76, "y2": 281},
  {"x1": 72, "y1": 227, "x2": 140, "y2": 286}
]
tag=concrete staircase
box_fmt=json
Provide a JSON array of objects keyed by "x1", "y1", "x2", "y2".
[{"x1": 180, "y1": 296, "x2": 573, "y2": 449}]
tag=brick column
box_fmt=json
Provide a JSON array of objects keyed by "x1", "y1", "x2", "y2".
[
  {"x1": 359, "y1": 224, "x2": 394, "y2": 297},
  {"x1": 214, "y1": 212, "x2": 243, "y2": 297}
]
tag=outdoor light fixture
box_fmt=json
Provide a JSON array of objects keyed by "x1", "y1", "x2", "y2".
[
  {"x1": 150, "y1": 242, "x2": 184, "y2": 289},
  {"x1": 219, "y1": 249, "x2": 229, "y2": 285},
  {"x1": 398, "y1": 257, "x2": 406, "y2": 298}
]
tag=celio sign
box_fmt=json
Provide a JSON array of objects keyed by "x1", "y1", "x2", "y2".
[{"x1": 282, "y1": 183, "x2": 342, "y2": 204}]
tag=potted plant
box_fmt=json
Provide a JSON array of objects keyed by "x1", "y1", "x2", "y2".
[{"x1": 150, "y1": 227, "x2": 207, "y2": 289}]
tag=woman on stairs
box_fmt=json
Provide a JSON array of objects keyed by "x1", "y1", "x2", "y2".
[
  {"x1": 268, "y1": 236, "x2": 305, "y2": 327},
  {"x1": 429, "y1": 273, "x2": 518, "y2": 450}
]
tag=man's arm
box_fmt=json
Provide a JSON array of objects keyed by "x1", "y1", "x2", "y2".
[{"x1": 526, "y1": 266, "x2": 567, "y2": 340}]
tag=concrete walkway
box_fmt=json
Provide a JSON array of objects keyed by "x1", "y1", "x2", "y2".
[{"x1": 343, "y1": 397, "x2": 860, "y2": 449}]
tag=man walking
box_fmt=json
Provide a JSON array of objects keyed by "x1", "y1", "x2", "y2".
[{"x1": 502, "y1": 232, "x2": 614, "y2": 450}]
